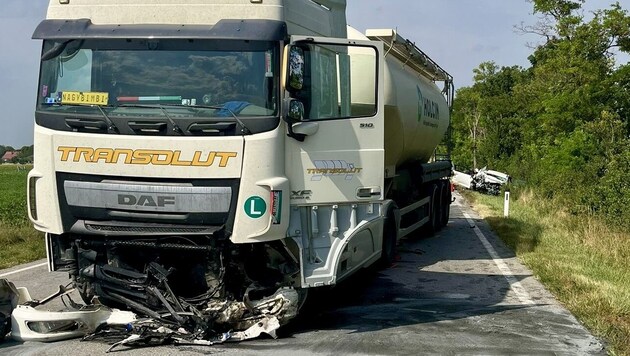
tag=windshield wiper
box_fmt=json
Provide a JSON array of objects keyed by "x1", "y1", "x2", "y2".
[
  {"x1": 189, "y1": 104, "x2": 251, "y2": 135},
  {"x1": 47, "y1": 103, "x2": 120, "y2": 133},
  {"x1": 114, "y1": 103, "x2": 252, "y2": 135},
  {"x1": 115, "y1": 104, "x2": 183, "y2": 135},
  {"x1": 94, "y1": 105, "x2": 120, "y2": 133}
]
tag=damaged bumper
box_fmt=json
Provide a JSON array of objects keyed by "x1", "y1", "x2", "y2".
[
  {"x1": 11, "y1": 305, "x2": 135, "y2": 342},
  {"x1": 4, "y1": 233, "x2": 305, "y2": 349},
  {"x1": 3, "y1": 277, "x2": 299, "y2": 350}
]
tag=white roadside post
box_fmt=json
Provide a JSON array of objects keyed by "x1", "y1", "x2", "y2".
[{"x1": 504, "y1": 190, "x2": 510, "y2": 218}]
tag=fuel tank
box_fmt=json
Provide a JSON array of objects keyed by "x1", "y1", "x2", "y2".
[{"x1": 348, "y1": 26, "x2": 450, "y2": 168}]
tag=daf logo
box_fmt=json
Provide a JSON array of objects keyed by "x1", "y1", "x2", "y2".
[
  {"x1": 118, "y1": 194, "x2": 176, "y2": 207},
  {"x1": 291, "y1": 190, "x2": 312, "y2": 200}
]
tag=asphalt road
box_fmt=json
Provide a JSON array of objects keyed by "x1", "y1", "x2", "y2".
[{"x1": 0, "y1": 192, "x2": 605, "y2": 355}]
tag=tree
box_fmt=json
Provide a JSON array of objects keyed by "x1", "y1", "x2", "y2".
[
  {"x1": 17, "y1": 145, "x2": 34, "y2": 159},
  {"x1": 452, "y1": 63, "x2": 528, "y2": 171},
  {"x1": 452, "y1": 1, "x2": 630, "y2": 228},
  {"x1": 452, "y1": 87, "x2": 482, "y2": 171}
]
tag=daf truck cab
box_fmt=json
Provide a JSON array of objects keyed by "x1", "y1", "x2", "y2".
[{"x1": 26, "y1": 0, "x2": 452, "y2": 336}]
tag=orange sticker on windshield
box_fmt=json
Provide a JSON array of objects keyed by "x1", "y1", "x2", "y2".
[{"x1": 61, "y1": 91, "x2": 109, "y2": 106}]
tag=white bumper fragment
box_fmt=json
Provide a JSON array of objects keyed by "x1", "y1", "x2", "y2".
[{"x1": 11, "y1": 305, "x2": 135, "y2": 342}]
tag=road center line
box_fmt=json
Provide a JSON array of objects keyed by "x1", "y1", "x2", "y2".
[
  {"x1": 0, "y1": 262, "x2": 47, "y2": 278},
  {"x1": 456, "y1": 201, "x2": 535, "y2": 305}
]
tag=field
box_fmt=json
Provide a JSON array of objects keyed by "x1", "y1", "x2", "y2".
[
  {"x1": 461, "y1": 189, "x2": 630, "y2": 356},
  {"x1": 0, "y1": 164, "x2": 45, "y2": 269}
]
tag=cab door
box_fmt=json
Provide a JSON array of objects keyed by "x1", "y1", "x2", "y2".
[
  {"x1": 284, "y1": 37, "x2": 384, "y2": 209},
  {"x1": 283, "y1": 37, "x2": 385, "y2": 285}
]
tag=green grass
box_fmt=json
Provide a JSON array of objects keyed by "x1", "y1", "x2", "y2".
[
  {"x1": 461, "y1": 189, "x2": 630, "y2": 355},
  {"x1": 0, "y1": 164, "x2": 45, "y2": 269}
]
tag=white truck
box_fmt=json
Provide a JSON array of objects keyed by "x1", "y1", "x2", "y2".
[{"x1": 25, "y1": 0, "x2": 453, "y2": 339}]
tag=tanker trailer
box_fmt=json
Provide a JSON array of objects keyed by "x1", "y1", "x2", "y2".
[
  {"x1": 370, "y1": 28, "x2": 454, "y2": 242},
  {"x1": 23, "y1": 0, "x2": 452, "y2": 342}
]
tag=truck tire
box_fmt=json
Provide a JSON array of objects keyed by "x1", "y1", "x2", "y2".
[{"x1": 379, "y1": 207, "x2": 398, "y2": 267}]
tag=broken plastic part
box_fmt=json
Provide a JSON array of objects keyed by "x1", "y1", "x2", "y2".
[
  {"x1": 107, "y1": 334, "x2": 143, "y2": 353},
  {"x1": 229, "y1": 316, "x2": 281, "y2": 341},
  {"x1": 0, "y1": 279, "x2": 20, "y2": 341},
  {"x1": 11, "y1": 303, "x2": 135, "y2": 342},
  {"x1": 89, "y1": 287, "x2": 297, "y2": 351},
  {"x1": 24, "y1": 284, "x2": 74, "y2": 307},
  {"x1": 5, "y1": 270, "x2": 301, "y2": 349}
]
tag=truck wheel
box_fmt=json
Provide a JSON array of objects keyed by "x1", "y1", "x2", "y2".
[{"x1": 379, "y1": 208, "x2": 398, "y2": 266}]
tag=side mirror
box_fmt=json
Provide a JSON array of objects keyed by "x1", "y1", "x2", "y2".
[
  {"x1": 283, "y1": 98, "x2": 308, "y2": 142},
  {"x1": 292, "y1": 121, "x2": 319, "y2": 136},
  {"x1": 287, "y1": 46, "x2": 305, "y2": 92},
  {"x1": 285, "y1": 99, "x2": 305, "y2": 122},
  {"x1": 41, "y1": 40, "x2": 70, "y2": 61}
]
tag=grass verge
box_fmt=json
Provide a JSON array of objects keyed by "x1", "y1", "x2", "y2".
[
  {"x1": 460, "y1": 189, "x2": 630, "y2": 355},
  {"x1": 0, "y1": 165, "x2": 45, "y2": 270}
]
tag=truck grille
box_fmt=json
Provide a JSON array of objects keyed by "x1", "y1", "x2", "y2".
[
  {"x1": 85, "y1": 224, "x2": 213, "y2": 234},
  {"x1": 56, "y1": 173, "x2": 239, "y2": 234}
]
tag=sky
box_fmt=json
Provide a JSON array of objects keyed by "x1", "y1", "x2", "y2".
[{"x1": 0, "y1": 0, "x2": 628, "y2": 147}]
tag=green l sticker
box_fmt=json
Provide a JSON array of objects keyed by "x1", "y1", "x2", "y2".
[{"x1": 244, "y1": 196, "x2": 266, "y2": 219}]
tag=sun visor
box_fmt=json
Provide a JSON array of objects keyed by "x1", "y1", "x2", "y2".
[{"x1": 32, "y1": 19, "x2": 288, "y2": 41}]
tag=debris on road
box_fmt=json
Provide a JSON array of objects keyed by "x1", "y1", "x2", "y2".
[
  {"x1": 100, "y1": 315, "x2": 280, "y2": 353},
  {"x1": 11, "y1": 304, "x2": 136, "y2": 342},
  {"x1": 0, "y1": 279, "x2": 19, "y2": 341},
  {"x1": 2, "y1": 274, "x2": 297, "y2": 351}
]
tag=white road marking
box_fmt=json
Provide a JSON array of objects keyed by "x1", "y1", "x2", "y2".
[
  {"x1": 454, "y1": 197, "x2": 535, "y2": 305},
  {"x1": 0, "y1": 262, "x2": 47, "y2": 278}
]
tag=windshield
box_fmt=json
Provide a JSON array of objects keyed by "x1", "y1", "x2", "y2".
[{"x1": 37, "y1": 39, "x2": 279, "y2": 118}]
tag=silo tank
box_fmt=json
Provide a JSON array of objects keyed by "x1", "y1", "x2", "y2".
[{"x1": 348, "y1": 26, "x2": 450, "y2": 168}]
